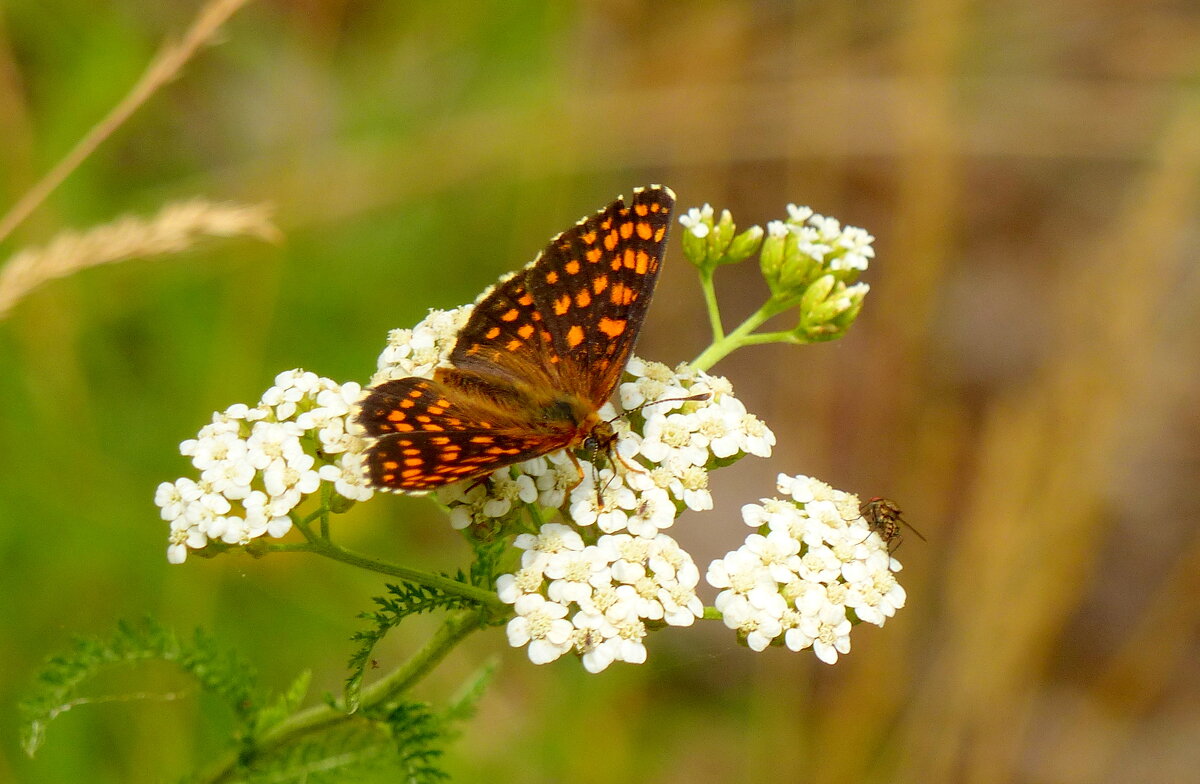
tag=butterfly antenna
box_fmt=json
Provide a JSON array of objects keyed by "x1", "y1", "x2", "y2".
[{"x1": 605, "y1": 392, "x2": 710, "y2": 425}]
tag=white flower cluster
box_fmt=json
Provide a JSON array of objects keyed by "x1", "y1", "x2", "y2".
[
  {"x1": 705, "y1": 474, "x2": 906, "y2": 664},
  {"x1": 370, "y1": 306, "x2": 473, "y2": 385},
  {"x1": 437, "y1": 353, "x2": 775, "y2": 534},
  {"x1": 497, "y1": 523, "x2": 704, "y2": 672},
  {"x1": 782, "y1": 204, "x2": 876, "y2": 273},
  {"x1": 155, "y1": 370, "x2": 373, "y2": 564}
]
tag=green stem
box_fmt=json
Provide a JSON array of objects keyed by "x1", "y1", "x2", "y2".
[
  {"x1": 702, "y1": 606, "x2": 723, "y2": 621},
  {"x1": 272, "y1": 538, "x2": 508, "y2": 612},
  {"x1": 698, "y1": 267, "x2": 724, "y2": 343},
  {"x1": 195, "y1": 609, "x2": 489, "y2": 784},
  {"x1": 691, "y1": 300, "x2": 781, "y2": 372}
]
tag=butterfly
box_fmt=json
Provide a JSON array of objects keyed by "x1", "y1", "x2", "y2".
[{"x1": 356, "y1": 185, "x2": 675, "y2": 492}]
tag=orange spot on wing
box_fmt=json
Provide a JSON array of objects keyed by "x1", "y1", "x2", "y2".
[
  {"x1": 470, "y1": 436, "x2": 494, "y2": 444},
  {"x1": 501, "y1": 308, "x2": 520, "y2": 322},
  {"x1": 654, "y1": 226, "x2": 666, "y2": 242},
  {"x1": 401, "y1": 468, "x2": 422, "y2": 478},
  {"x1": 599, "y1": 317, "x2": 626, "y2": 337},
  {"x1": 592, "y1": 275, "x2": 608, "y2": 294},
  {"x1": 396, "y1": 423, "x2": 415, "y2": 432},
  {"x1": 623, "y1": 248, "x2": 636, "y2": 269},
  {"x1": 554, "y1": 294, "x2": 571, "y2": 315},
  {"x1": 636, "y1": 221, "x2": 653, "y2": 239},
  {"x1": 388, "y1": 411, "x2": 406, "y2": 421},
  {"x1": 518, "y1": 293, "x2": 534, "y2": 306},
  {"x1": 426, "y1": 406, "x2": 444, "y2": 415},
  {"x1": 546, "y1": 270, "x2": 559, "y2": 284},
  {"x1": 635, "y1": 250, "x2": 650, "y2": 274},
  {"x1": 485, "y1": 326, "x2": 501, "y2": 339},
  {"x1": 619, "y1": 221, "x2": 634, "y2": 239},
  {"x1": 565, "y1": 260, "x2": 580, "y2": 275},
  {"x1": 404, "y1": 458, "x2": 423, "y2": 467},
  {"x1": 506, "y1": 339, "x2": 523, "y2": 351},
  {"x1": 586, "y1": 248, "x2": 602, "y2": 263},
  {"x1": 567, "y1": 325, "x2": 584, "y2": 347},
  {"x1": 604, "y1": 231, "x2": 618, "y2": 250},
  {"x1": 582, "y1": 230, "x2": 597, "y2": 244},
  {"x1": 635, "y1": 203, "x2": 649, "y2": 217},
  {"x1": 518, "y1": 324, "x2": 535, "y2": 339},
  {"x1": 575, "y1": 290, "x2": 592, "y2": 308},
  {"x1": 400, "y1": 399, "x2": 414, "y2": 408}
]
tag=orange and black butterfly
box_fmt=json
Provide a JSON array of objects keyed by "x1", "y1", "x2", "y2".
[
  {"x1": 859, "y1": 497, "x2": 926, "y2": 552},
  {"x1": 356, "y1": 186, "x2": 674, "y2": 492}
]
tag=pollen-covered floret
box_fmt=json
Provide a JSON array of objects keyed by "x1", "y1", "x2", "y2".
[
  {"x1": 156, "y1": 370, "x2": 373, "y2": 563},
  {"x1": 706, "y1": 474, "x2": 906, "y2": 663}
]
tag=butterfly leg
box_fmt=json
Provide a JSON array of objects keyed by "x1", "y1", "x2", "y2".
[{"x1": 564, "y1": 450, "x2": 587, "y2": 495}]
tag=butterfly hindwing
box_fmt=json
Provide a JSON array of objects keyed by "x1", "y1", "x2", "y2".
[{"x1": 358, "y1": 377, "x2": 572, "y2": 491}]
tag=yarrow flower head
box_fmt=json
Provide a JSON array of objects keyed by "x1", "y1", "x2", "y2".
[
  {"x1": 155, "y1": 370, "x2": 372, "y2": 564},
  {"x1": 705, "y1": 474, "x2": 907, "y2": 664},
  {"x1": 496, "y1": 523, "x2": 704, "y2": 672}
]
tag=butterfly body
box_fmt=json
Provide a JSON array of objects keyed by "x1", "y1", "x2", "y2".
[{"x1": 358, "y1": 186, "x2": 674, "y2": 492}]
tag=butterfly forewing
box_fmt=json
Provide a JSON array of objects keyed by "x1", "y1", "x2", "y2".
[
  {"x1": 525, "y1": 186, "x2": 674, "y2": 405},
  {"x1": 446, "y1": 271, "x2": 561, "y2": 390},
  {"x1": 358, "y1": 185, "x2": 673, "y2": 492}
]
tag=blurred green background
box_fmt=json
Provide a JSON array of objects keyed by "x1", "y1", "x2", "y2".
[{"x1": 3, "y1": 1, "x2": 1199, "y2": 782}]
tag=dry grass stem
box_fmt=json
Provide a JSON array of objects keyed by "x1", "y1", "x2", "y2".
[
  {"x1": 0, "y1": 0, "x2": 254, "y2": 245},
  {"x1": 0, "y1": 199, "x2": 280, "y2": 318}
]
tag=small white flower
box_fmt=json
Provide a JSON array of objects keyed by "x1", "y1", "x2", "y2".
[
  {"x1": 679, "y1": 205, "x2": 713, "y2": 238},
  {"x1": 507, "y1": 594, "x2": 574, "y2": 665},
  {"x1": 639, "y1": 412, "x2": 707, "y2": 467},
  {"x1": 545, "y1": 546, "x2": 610, "y2": 604}
]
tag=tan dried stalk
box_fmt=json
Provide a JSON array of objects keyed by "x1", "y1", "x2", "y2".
[
  {"x1": 0, "y1": 0, "x2": 254, "y2": 245},
  {"x1": 0, "y1": 199, "x2": 280, "y2": 318}
]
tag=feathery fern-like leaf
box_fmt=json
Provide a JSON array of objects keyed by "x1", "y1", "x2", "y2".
[
  {"x1": 344, "y1": 581, "x2": 477, "y2": 712},
  {"x1": 19, "y1": 618, "x2": 262, "y2": 756}
]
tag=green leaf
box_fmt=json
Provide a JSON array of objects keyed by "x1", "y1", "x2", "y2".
[
  {"x1": 344, "y1": 582, "x2": 477, "y2": 712},
  {"x1": 18, "y1": 618, "x2": 262, "y2": 757}
]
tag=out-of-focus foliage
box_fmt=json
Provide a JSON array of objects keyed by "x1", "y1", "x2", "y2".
[{"x1": 2, "y1": 1, "x2": 1199, "y2": 782}]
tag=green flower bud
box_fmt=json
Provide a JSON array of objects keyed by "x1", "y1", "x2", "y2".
[
  {"x1": 679, "y1": 204, "x2": 716, "y2": 268},
  {"x1": 759, "y1": 222, "x2": 788, "y2": 290},
  {"x1": 799, "y1": 273, "x2": 837, "y2": 317},
  {"x1": 722, "y1": 224, "x2": 764, "y2": 265}
]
